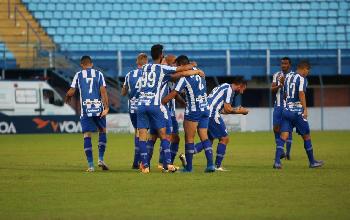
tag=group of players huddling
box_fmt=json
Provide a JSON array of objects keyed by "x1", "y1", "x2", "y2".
[{"x1": 65, "y1": 44, "x2": 323, "y2": 173}]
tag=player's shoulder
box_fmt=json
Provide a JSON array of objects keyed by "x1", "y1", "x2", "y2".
[{"x1": 221, "y1": 83, "x2": 230, "y2": 88}]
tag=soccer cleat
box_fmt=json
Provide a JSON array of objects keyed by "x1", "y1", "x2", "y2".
[
  {"x1": 205, "y1": 165, "x2": 216, "y2": 173},
  {"x1": 179, "y1": 153, "x2": 187, "y2": 168},
  {"x1": 98, "y1": 160, "x2": 109, "y2": 171},
  {"x1": 141, "y1": 167, "x2": 150, "y2": 173},
  {"x1": 273, "y1": 162, "x2": 282, "y2": 169},
  {"x1": 167, "y1": 164, "x2": 178, "y2": 173},
  {"x1": 215, "y1": 166, "x2": 230, "y2": 172},
  {"x1": 132, "y1": 164, "x2": 139, "y2": 170},
  {"x1": 157, "y1": 164, "x2": 163, "y2": 170},
  {"x1": 280, "y1": 152, "x2": 286, "y2": 159},
  {"x1": 285, "y1": 154, "x2": 291, "y2": 160},
  {"x1": 309, "y1": 160, "x2": 324, "y2": 168},
  {"x1": 86, "y1": 167, "x2": 95, "y2": 172}
]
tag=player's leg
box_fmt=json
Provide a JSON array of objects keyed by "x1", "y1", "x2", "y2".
[
  {"x1": 211, "y1": 117, "x2": 229, "y2": 170},
  {"x1": 273, "y1": 110, "x2": 292, "y2": 169},
  {"x1": 286, "y1": 131, "x2": 293, "y2": 160},
  {"x1": 170, "y1": 116, "x2": 180, "y2": 164},
  {"x1": 130, "y1": 113, "x2": 140, "y2": 169},
  {"x1": 183, "y1": 119, "x2": 198, "y2": 172},
  {"x1": 137, "y1": 106, "x2": 150, "y2": 173},
  {"x1": 296, "y1": 116, "x2": 324, "y2": 168},
  {"x1": 80, "y1": 116, "x2": 94, "y2": 171},
  {"x1": 93, "y1": 116, "x2": 109, "y2": 170},
  {"x1": 197, "y1": 114, "x2": 215, "y2": 172},
  {"x1": 273, "y1": 107, "x2": 285, "y2": 159},
  {"x1": 146, "y1": 131, "x2": 158, "y2": 167}
]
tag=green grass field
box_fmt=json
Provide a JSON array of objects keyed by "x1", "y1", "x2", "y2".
[{"x1": 0, "y1": 131, "x2": 349, "y2": 220}]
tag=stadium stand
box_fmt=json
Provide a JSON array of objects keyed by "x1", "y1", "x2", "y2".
[{"x1": 0, "y1": 43, "x2": 16, "y2": 69}]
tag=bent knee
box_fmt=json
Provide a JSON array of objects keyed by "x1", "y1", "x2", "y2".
[{"x1": 220, "y1": 136, "x2": 229, "y2": 145}]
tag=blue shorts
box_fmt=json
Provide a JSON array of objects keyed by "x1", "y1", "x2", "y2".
[
  {"x1": 208, "y1": 116, "x2": 228, "y2": 140},
  {"x1": 280, "y1": 110, "x2": 310, "y2": 136},
  {"x1": 137, "y1": 105, "x2": 166, "y2": 130},
  {"x1": 171, "y1": 116, "x2": 179, "y2": 134},
  {"x1": 150, "y1": 114, "x2": 172, "y2": 135},
  {"x1": 273, "y1": 106, "x2": 283, "y2": 127},
  {"x1": 80, "y1": 115, "x2": 106, "y2": 133},
  {"x1": 129, "y1": 113, "x2": 137, "y2": 129},
  {"x1": 184, "y1": 110, "x2": 209, "y2": 129}
]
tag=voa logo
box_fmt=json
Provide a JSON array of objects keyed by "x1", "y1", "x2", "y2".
[
  {"x1": 0, "y1": 121, "x2": 17, "y2": 134},
  {"x1": 58, "y1": 121, "x2": 82, "y2": 133}
]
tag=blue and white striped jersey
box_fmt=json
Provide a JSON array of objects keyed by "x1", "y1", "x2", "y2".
[
  {"x1": 208, "y1": 83, "x2": 235, "y2": 118},
  {"x1": 124, "y1": 68, "x2": 143, "y2": 113},
  {"x1": 272, "y1": 70, "x2": 294, "y2": 107},
  {"x1": 138, "y1": 64, "x2": 177, "y2": 106},
  {"x1": 174, "y1": 73, "x2": 209, "y2": 115},
  {"x1": 160, "y1": 81, "x2": 177, "y2": 117},
  {"x1": 284, "y1": 73, "x2": 307, "y2": 114},
  {"x1": 71, "y1": 68, "x2": 106, "y2": 117}
]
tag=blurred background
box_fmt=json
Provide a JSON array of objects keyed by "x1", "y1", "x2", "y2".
[{"x1": 0, "y1": 0, "x2": 349, "y2": 133}]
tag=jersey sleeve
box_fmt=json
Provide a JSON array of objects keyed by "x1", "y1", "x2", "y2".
[
  {"x1": 123, "y1": 73, "x2": 129, "y2": 87},
  {"x1": 224, "y1": 86, "x2": 234, "y2": 104},
  {"x1": 161, "y1": 65, "x2": 177, "y2": 75},
  {"x1": 70, "y1": 72, "x2": 79, "y2": 88},
  {"x1": 174, "y1": 77, "x2": 186, "y2": 92},
  {"x1": 298, "y1": 76, "x2": 307, "y2": 92},
  {"x1": 98, "y1": 71, "x2": 107, "y2": 88}
]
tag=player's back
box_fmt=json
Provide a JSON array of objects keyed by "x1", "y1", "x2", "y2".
[
  {"x1": 72, "y1": 68, "x2": 106, "y2": 117},
  {"x1": 208, "y1": 83, "x2": 233, "y2": 117},
  {"x1": 284, "y1": 73, "x2": 307, "y2": 113},
  {"x1": 138, "y1": 64, "x2": 176, "y2": 106},
  {"x1": 125, "y1": 68, "x2": 143, "y2": 113},
  {"x1": 176, "y1": 74, "x2": 208, "y2": 112}
]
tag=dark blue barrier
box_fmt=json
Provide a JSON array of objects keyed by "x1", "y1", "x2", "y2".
[{"x1": 0, "y1": 115, "x2": 81, "y2": 134}]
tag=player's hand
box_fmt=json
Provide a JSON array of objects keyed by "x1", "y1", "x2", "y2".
[
  {"x1": 302, "y1": 110, "x2": 308, "y2": 119},
  {"x1": 64, "y1": 95, "x2": 72, "y2": 104},
  {"x1": 100, "y1": 108, "x2": 109, "y2": 118},
  {"x1": 190, "y1": 61, "x2": 197, "y2": 67},
  {"x1": 198, "y1": 70, "x2": 205, "y2": 78},
  {"x1": 239, "y1": 107, "x2": 249, "y2": 115},
  {"x1": 279, "y1": 75, "x2": 285, "y2": 85}
]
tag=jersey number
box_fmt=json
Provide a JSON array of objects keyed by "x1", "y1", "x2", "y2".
[
  {"x1": 142, "y1": 71, "x2": 156, "y2": 88},
  {"x1": 195, "y1": 75, "x2": 204, "y2": 90},
  {"x1": 135, "y1": 77, "x2": 142, "y2": 92},
  {"x1": 287, "y1": 82, "x2": 296, "y2": 99},
  {"x1": 86, "y1": 78, "x2": 93, "y2": 94}
]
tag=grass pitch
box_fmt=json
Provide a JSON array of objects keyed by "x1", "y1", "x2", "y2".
[{"x1": 0, "y1": 131, "x2": 349, "y2": 220}]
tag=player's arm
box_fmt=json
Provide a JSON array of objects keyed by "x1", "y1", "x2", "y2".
[
  {"x1": 175, "y1": 93, "x2": 186, "y2": 106},
  {"x1": 170, "y1": 69, "x2": 205, "y2": 81},
  {"x1": 271, "y1": 74, "x2": 284, "y2": 93},
  {"x1": 222, "y1": 103, "x2": 249, "y2": 115},
  {"x1": 64, "y1": 88, "x2": 76, "y2": 104},
  {"x1": 299, "y1": 91, "x2": 307, "y2": 119},
  {"x1": 174, "y1": 61, "x2": 197, "y2": 72},
  {"x1": 121, "y1": 85, "x2": 128, "y2": 96},
  {"x1": 161, "y1": 90, "x2": 178, "y2": 105},
  {"x1": 100, "y1": 86, "x2": 110, "y2": 118}
]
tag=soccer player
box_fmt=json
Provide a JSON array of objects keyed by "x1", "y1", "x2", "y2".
[
  {"x1": 273, "y1": 60, "x2": 324, "y2": 169},
  {"x1": 193, "y1": 79, "x2": 249, "y2": 171},
  {"x1": 137, "y1": 45, "x2": 204, "y2": 173},
  {"x1": 162, "y1": 55, "x2": 215, "y2": 173},
  {"x1": 121, "y1": 53, "x2": 148, "y2": 169},
  {"x1": 271, "y1": 57, "x2": 294, "y2": 160},
  {"x1": 65, "y1": 56, "x2": 109, "y2": 172}
]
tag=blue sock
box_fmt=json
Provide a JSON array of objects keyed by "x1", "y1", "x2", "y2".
[
  {"x1": 139, "y1": 140, "x2": 149, "y2": 168},
  {"x1": 274, "y1": 138, "x2": 285, "y2": 164},
  {"x1": 202, "y1": 139, "x2": 214, "y2": 167},
  {"x1": 161, "y1": 139, "x2": 171, "y2": 169},
  {"x1": 304, "y1": 139, "x2": 315, "y2": 163},
  {"x1": 146, "y1": 140, "x2": 155, "y2": 165},
  {"x1": 133, "y1": 136, "x2": 140, "y2": 167},
  {"x1": 286, "y1": 132, "x2": 292, "y2": 155},
  {"x1": 215, "y1": 143, "x2": 226, "y2": 168},
  {"x1": 170, "y1": 142, "x2": 179, "y2": 164},
  {"x1": 98, "y1": 133, "x2": 106, "y2": 161},
  {"x1": 158, "y1": 147, "x2": 163, "y2": 164},
  {"x1": 84, "y1": 137, "x2": 93, "y2": 167},
  {"x1": 194, "y1": 142, "x2": 204, "y2": 154},
  {"x1": 185, "y1": 143, "x2": 194, "y2": 171},
  {"x1": 274, "y1": 132, "x2": 280, "y2": 144}
]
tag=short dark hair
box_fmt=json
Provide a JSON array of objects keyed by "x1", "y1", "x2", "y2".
[
  {"x1": 232, "y1": 77, "x2": 248, "y2": 86},
  {"x1": 80, "y1": 55, "x2": 92, "y2": 65},
  {"x1": 175, "y1": 55, "x2": 190, "y2": 66},
  {"x1": 297, "y1": 60, "x2": 311, "y2": 69},
  {"x1": 151, "y1": 44, "x2": 163, "y2": 60},
  {"x1": 281, "y1": 57, "x2": 291, "y2": 64}
]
